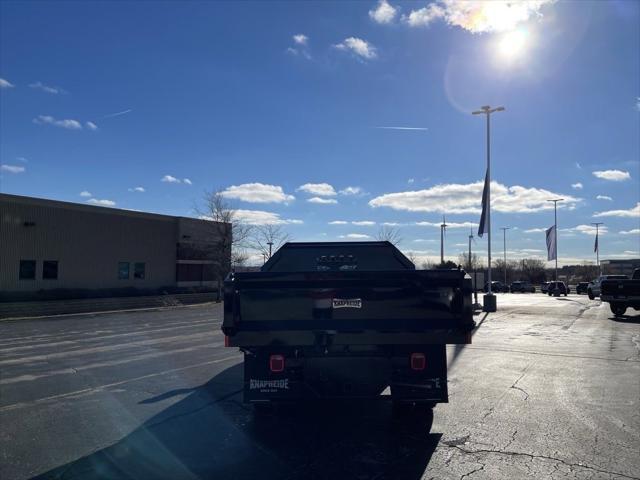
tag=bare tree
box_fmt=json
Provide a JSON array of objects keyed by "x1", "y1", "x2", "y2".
[
  {"x1": 376, "y1": 225, "x2": 402, "y2": 246},
  {"x1": 251, "y1": 224, "x2": 291, "y2": 260},
  {"x1": 457, "y1": 252, "x2": 481, "y2": 272},
  {"x1": 405, "y1": 250, "x2": 417, "y2": 265},
  {"x1": 196, "y1": 190, "x2": 253, "y2": 297}
]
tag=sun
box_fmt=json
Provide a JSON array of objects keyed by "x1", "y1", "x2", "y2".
[{"x1": 496, "y1": 29, "x2": 530, "y2": 62}]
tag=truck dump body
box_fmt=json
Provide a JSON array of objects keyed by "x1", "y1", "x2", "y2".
[
  {"x1": 222, "y1": 242, "x2": 475, "y2": 406},
  {"x1": 601, "y1": 269, "x2": 640, "y2": 316}
]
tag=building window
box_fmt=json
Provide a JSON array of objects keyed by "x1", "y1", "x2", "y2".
[
  {"x1": 134, "y1": 262, "x2": 146, "y2": 279},
  {"x1": 19, "y1": 260, "x2": 36, "y2": 280},
  {"x1": 118, "y1": 262, "x2": 130, "y2": 280},
  {"x1": 43, "y1": 261, "x2": 59, "y2": 280}
]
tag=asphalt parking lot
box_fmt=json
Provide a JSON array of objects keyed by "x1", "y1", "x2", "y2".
[{"x1": 1, "y1": 295, "x2": 638, "y2": 480}]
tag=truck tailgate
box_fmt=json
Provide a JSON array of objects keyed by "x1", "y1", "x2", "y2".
[{"x1": 223, "y1": 270, "x2": 474, "y2": 346}]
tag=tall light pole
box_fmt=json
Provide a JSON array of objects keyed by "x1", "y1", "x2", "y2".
[
  {"x1": 547, "y1": 198, "x2": 563, "y2": 284},
  {"x1": 473, "y1": 105, "x2": 505, "y2": 312},
  {"x1": 267, "y1": 241, "x2": 274, "y2": 259},
  {"x1": 500, "y1": 227, "x2": 510, "y2": 285},
  {"x1": 440, "y1": 216, "x2": 447, "y2": 265},
  {"x1": 592, "y1": 222, "x2": 603, "y2": 276}
]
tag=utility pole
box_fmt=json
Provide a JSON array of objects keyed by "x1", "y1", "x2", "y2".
[
  {"x1": 440, "y1": 216, "x2": 447, "y2": 265},
  {"x1": 267, "y1": 241, "x2": 274, "y2": 259},
  {"x1": 473, "y1": 105, "x2": 505, "y2": 312},
  {"x1": 547, "y1": 198, "x2": 563, "y2": 293},
  {"x1": 592, "y1": 222, "x2": 604, "y2": 276},
  {"x1": 500, "y1": 227, "x2": 510, "y2": 285}
]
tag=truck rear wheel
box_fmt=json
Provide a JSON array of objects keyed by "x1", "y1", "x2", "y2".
[{"x1": 610, "y1": 304, "x2": 627, "y2": 317}]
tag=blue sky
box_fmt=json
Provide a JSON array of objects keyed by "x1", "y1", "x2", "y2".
[{"x1": 1, "y1": 0, "x2": 639, "y2": 265}]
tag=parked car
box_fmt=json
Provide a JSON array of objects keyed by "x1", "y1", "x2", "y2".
[
  {"x1": 540, "y1": 282, "x2": 551, "y2": 294},
  {"x1": 547, "y1": 281, "x2": 569, "y2": 296},
  {"x1": 510, "y1": 281, "x2": 535, "y2": 293},
  {"x1": 600, "y1": 268, "x2": 640, "y2": 316},
  {"x1": 587, "y1": 275, "x2": 629, "y2": 300},
  {"x1": 484, "y1": 281, "x2": 508, "y2": 293},
  {"x1": 576, "y1": 282, "x2": 590, "y2": 295}
]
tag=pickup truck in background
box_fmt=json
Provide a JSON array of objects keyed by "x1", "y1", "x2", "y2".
[
  {"x1": 222, "y1": 241, "x2": 475, "y2": 414},
  {"x1": 587, "y1": 275, "x2": 628, "y2": 300},
  {"x1": 600, "y1": 268, "x2": 640, "y2": 317}
]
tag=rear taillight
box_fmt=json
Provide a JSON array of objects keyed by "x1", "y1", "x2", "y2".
[
  {"x1": 269, "y1": 354, "x2": 285, "y2": 373},
  {"x1": 224, "y1": 335, "x2": 230, "y2": 347},
  {"x1": 410, "y1": 353, "x2": 426, "y2": 371}
]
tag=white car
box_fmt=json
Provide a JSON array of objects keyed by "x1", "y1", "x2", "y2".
[{"x1": 587, "y1": 275, "x2": 628, "y2": 300}]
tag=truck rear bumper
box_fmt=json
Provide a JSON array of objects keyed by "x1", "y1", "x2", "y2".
[{"x1": 242, "y1": 346, "x2": 449, "y2": 404}]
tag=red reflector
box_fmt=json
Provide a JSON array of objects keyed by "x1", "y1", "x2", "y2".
[
  {"x1": 410, "y1": 353, "x2": 426, "y2": 371},
  {"x1": 269, "y1": 355, "x2": 285, "y2": 373},
  {"x1": 224, "y1": 335, "x2": 230, "y2": 347}
]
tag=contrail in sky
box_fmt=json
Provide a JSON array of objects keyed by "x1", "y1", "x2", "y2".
[
  {"x1": 102, "y1": 109, "x2": 133, "y2": 119},
  {"x1": 374, "y1": 126, "x2": 428, "y2": 131}
]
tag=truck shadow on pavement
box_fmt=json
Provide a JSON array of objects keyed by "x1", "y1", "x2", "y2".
[{"x1": 33, "y1": 363, "x2": 441, "y2": 480}]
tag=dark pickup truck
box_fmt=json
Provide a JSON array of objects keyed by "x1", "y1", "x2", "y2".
[
  {"x1": 600, "y1": 268, "x2": 640, "y2": 316},
  {"x1": 222, "y1": 241, "x2": 475, "y2": 413}
]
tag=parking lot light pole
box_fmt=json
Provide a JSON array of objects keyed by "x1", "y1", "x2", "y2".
[
  {"x1": 547, "y1": 198, "x2": 563, "y2": 294},
  {"x1": 592, "y1": 222, "x2": 603, "y2": 276},
  {"x1": 473, "y1": 105, "x2": 505, "y2": 312},
  {"x1": 500, "y1": 227, "x2": 510, "y2": 286}
]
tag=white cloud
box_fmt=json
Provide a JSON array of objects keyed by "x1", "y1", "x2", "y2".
[
  {"x1": 17, "y1": 157, "x2": 28, "y2": 163},
  {"x1": 383, "y1": 222, "x2": 402, "y2": 226},
  {"x1": 620, "y1": 229, "x2": 640, "y2": 235},
  {"x1": 596, "y1": 195, "x2": 613, "y2": 201},
  {"x1": 161, "y1": 175, "x2": 181, "y2": 183},
  {"x1": 79, "y1": 191, "x2": 92, "y2": 197},
  {"x1": 29, "y1": 81, "x2": 65, "y2": 94},
  {"x1": 293, "y1": 34, "x2": 308, "y2": 45},
  {"x1": 415, "y1": 220, "x2": 477, "y2": 228},
  {"x1": 333, "y1": 37, "x2": 377, "y2": 60},
  {"x1": 592, "y1": 169, "x2": 631, "y2": 181},
  {"x1": 593, "y1": 203, "x2": 640, "y2": 218},
  {"x1": 369, "y1": 0, "x2": 398, "y2": 24},
  {"x1": 87, "y1": 198, "x2": 116, "y2": 207},
  {"x1": 329, "y1": 220, "x2": 349, "y2": 225},
  {"x1": 524, "y1": 227, "x2": 546, "y2": 233},
  {"x1": 351, "y1": 221, "x2": 376, "y2": 226},
  {"x1": 339, "y1": 186, "x2": 363, "y2": 196},
  {"x1": 575, "y1": 162, "x2": 582, "y2": 170},
  {"x1": 33, "y1": 115, "x2": 82, "y2": 130},
  {"x1": 232, "y1": 209, "x2": 303, "y2": 226},
  {"x1": 128, "y1": 187, "x2": 145, "y2": 193},
  {"x1": 0, "y1": 164, "x2": 25, "y2": 174},
  {"x1": 221, "y1": 183, "x2": 294, "y2": 203},
  {"x1": 408, "y1": 178, "x2": 415, "y2": 184},
  {"x1": 297, "y1": 183, "x2": 337, "y2": 196},
  {"x1": 565, "y1": 224, "x2": 609, "y2": 236},
  {"x1": 404, "y1": 0, "x2": 555, "y2": 33},
  {"x1": 183, "y1": 178, "x2": 192, "y2": 185},
  {"x1": 636, "y1": 97, "x2": 640, "y2": 112},
  {"x1": 307, "y1": 197, "x2": 338, "y2": 204},
  {"x1": 0, "y1": 78, "x2": 15, "y2": 88},
  {"x1": 85, "y1": 121, "x2": 98, "y2": 131},
  {"x1": 571, "y1": 182, "x2": 583, "y2": 190},
  {"x1": 339, "y1": 233, "x2": 372, "y2": 239},
  {"x1": 413, "y1": 238, "x2": 436, "y2": 243},
  {"x1": 369, "y1": 180, "x2": 580, "y2": 214}
]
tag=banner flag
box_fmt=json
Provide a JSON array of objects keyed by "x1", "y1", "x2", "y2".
[
  {"x1": 477, "y1": 168, "x2": 490, "y2": 238},
  {"x1": 546, "y1": 225, "x2": 557, "y2": 261}
]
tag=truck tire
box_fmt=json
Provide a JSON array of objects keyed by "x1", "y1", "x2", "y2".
[
  {"x1": 392, "y1": 400, "x2": 435, "y2": 417},
  {"x1": 588, "y1": 290, "x2": 594, "y2": 300},
  {"x1": 610, "y1": 304, "x2": 627, "y2": 317}
]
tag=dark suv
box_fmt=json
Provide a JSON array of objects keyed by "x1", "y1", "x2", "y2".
[
  {"x1": 547, "y1": 281, "x2": 569, "y2": 296},
  {"x1": 576, "y1": 282, "x2": 589, "y2": 295},
  {"x1": 510, "y1": 281, "x2": 535, "y2": 293},
  {"x1": 484, "y1": 281, "x2": 508, "y2": 293}
]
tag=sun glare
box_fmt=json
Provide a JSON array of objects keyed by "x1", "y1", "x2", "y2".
[{"x1": 497, "y1": 29, "x2": 530, "y2": 61}]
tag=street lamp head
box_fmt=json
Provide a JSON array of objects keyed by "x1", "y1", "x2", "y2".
[{"x1": 494, "y1": 106, "x2": 505, "y2": 112}]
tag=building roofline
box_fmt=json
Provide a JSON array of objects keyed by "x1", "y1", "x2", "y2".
[{"x1": 0, "y1": 193, "x2": 228, "y2": 225}]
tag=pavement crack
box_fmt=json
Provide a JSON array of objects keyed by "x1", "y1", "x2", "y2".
[
  {"x1": 441, "y1": 444, "x2": 640, "y2": 480},
  {"x1": 510, "y1": 385, "x2": 529, "y2": 401}
]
